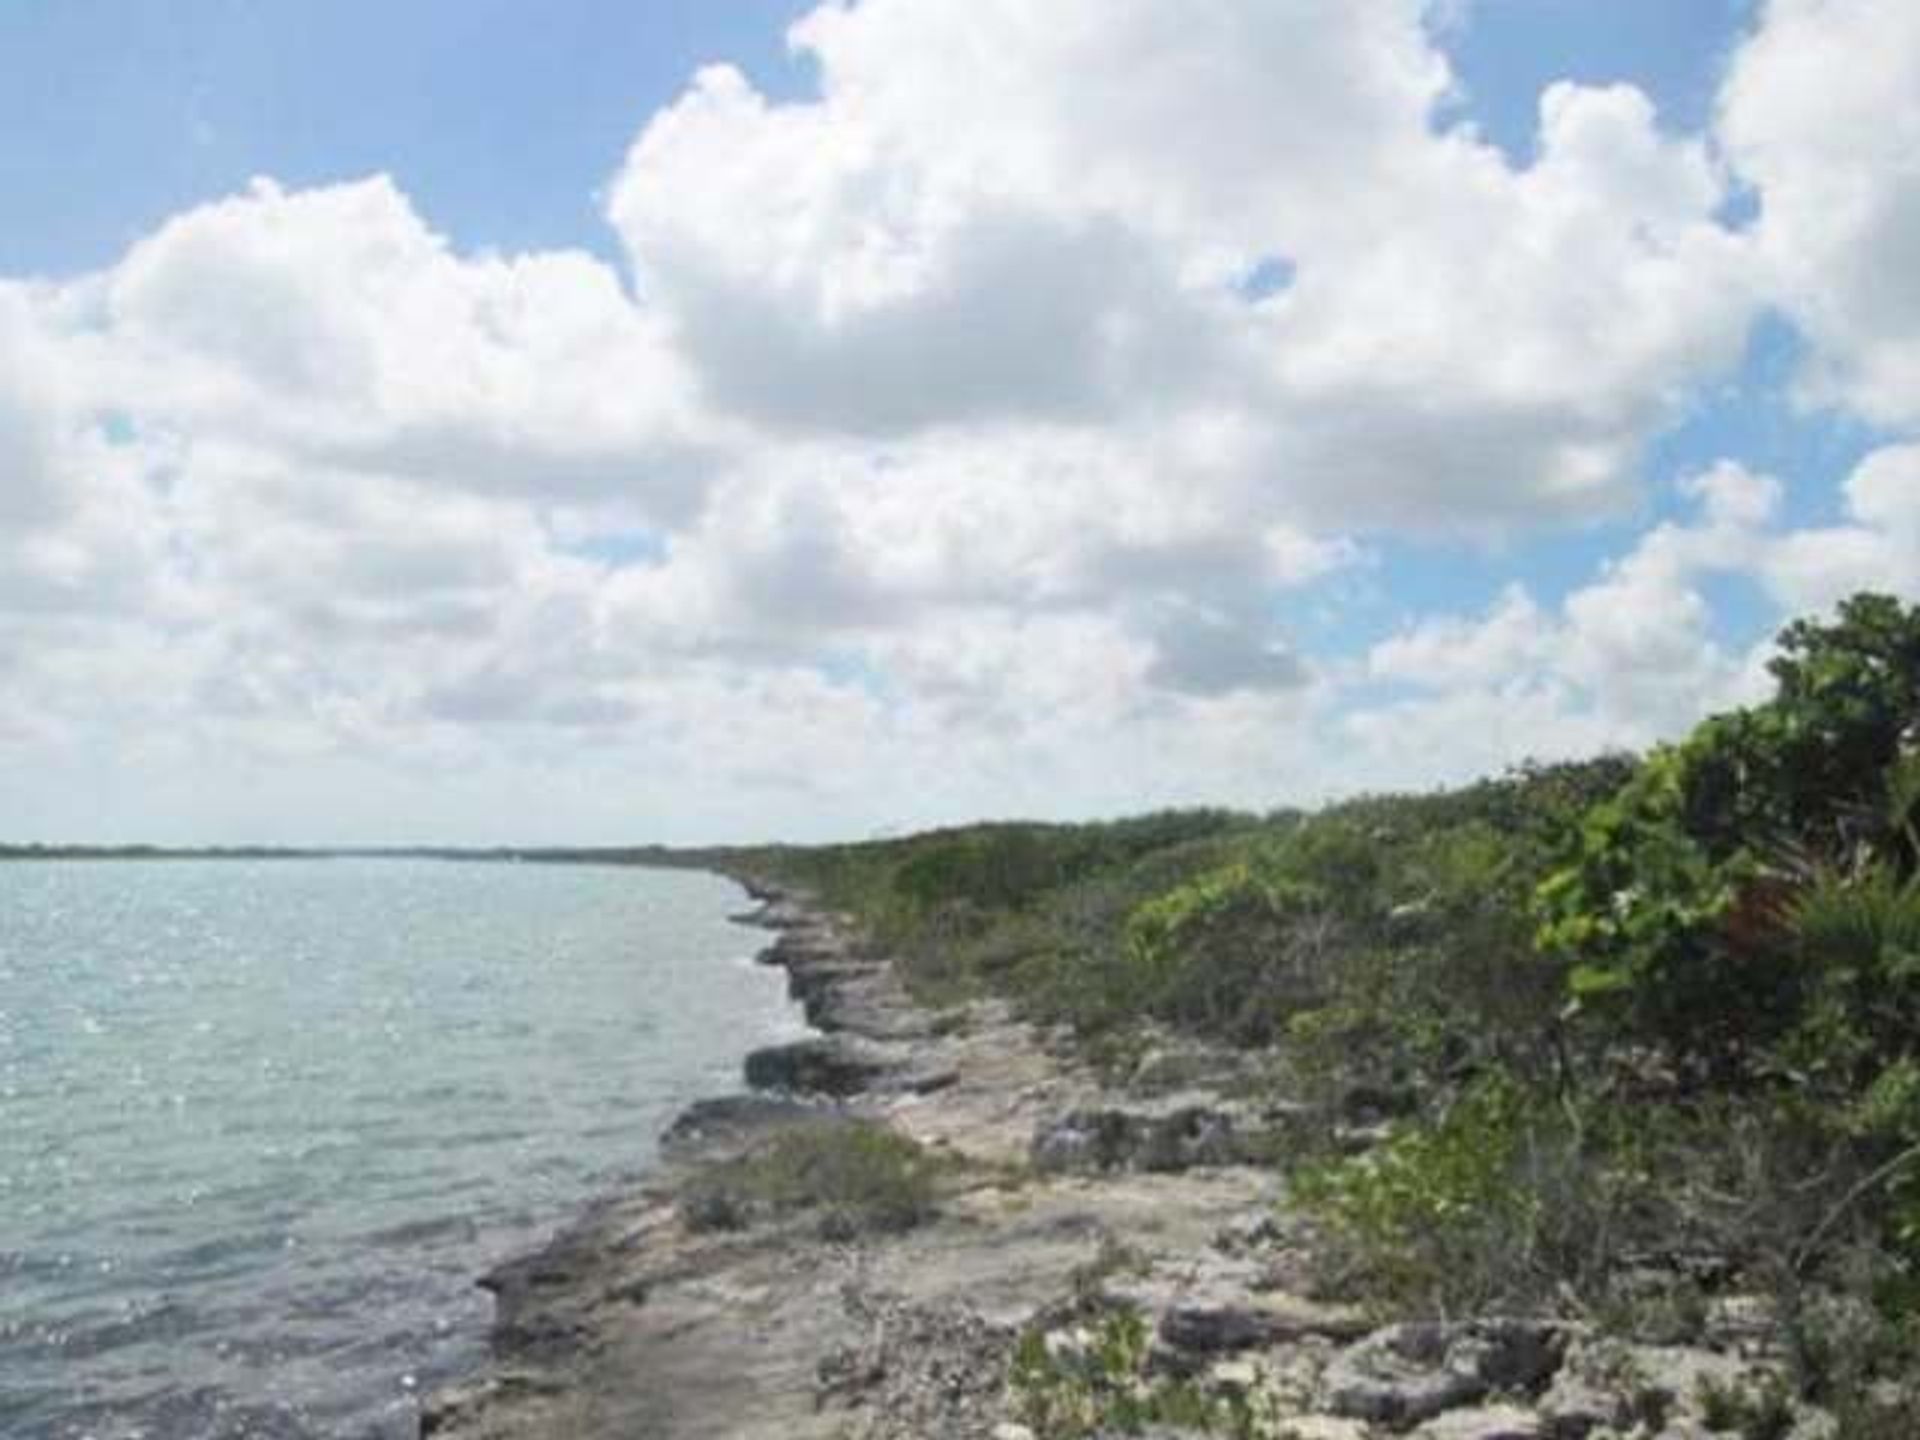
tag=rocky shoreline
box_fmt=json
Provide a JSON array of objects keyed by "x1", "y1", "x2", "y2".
[{"x1": 418, "y1": 879, "x2": 1837, "y2": 1440}]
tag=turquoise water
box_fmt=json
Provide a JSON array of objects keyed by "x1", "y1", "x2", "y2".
[{"x1": 0, "y1": 859, "x2": 804, "y2": 1439}]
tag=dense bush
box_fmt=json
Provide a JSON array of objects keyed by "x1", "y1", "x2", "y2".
[
  {"x1": 1537, "y1": 593, "x2": 1920, "y2": 1081},
  {"x1": 1289, "y1": 1076, "x2": 1705, "y2": 1317},
  {"x1": 891, "y1": 812, "x2": 1247, "y2": 914},
  {"x1": 1122, "y1": 859, "x2": 1336, "y2": 1043},
  {"x1": 739, "y1": 757, "x2": 1634, "y2": 1084},
  {"x1": 1292, "y1": 594, "x2": 1920, "y2": 1361},
  {"x1": 735, "y1": 809, "x2": 1255, "y2": 1002}
]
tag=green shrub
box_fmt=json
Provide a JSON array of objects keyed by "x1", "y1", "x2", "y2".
[
  {"x1": 679, "y1": 1118, "x2": 938, "y2": 1239},
  {"x1": 1290, "y1": 1082, "x2": 1842, "y2": 1319},
  {"x1": 1535, "y1": 741, "x2": 1781, "y2": 1076},
  {"x1": 1123, "y1": 860, "x2": 1335, "y2": 1044},
  {"x1": 1697, "y1": 1371, "x2": 1797, "y2": 1439},
  {"x1": 1538, "y1": 593, "x2": 1920, "y2": 1081},
  {"x1": 1292, "y1": 1075, "x2": 1572, "y2": 1312},
  {"x1": 736, "y1": 761, "x2": 1620, "y2": 1069},
  {"x1": 1008, "y1": 1306, "x2": 1278, "y2": 1438},
  {"x1": 1784, "y1": 860, "x2": 1920, "y2": 1100},
  {"x1": 737, "y1": 810, "x2": 1256, "y2": 1011}
]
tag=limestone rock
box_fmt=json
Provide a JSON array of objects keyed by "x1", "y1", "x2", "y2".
[
  {"x1": 1101, "y1": 1250, "x2": 1368, "y2": 1362},
  {"x1": 1271, "y1": 1418, "x2": 1371, "y2": 1440},
  {"x1": 1031, "y1": 1109, "x2": 1145, "y2": 1172},
  {"x1": 1535, "y1": 1364, "x2": 1625, "y2": 1439},
  {"x1": 1029, "y1": 1105, "x2": 1248, "y2": 1175},
  {"x1": 1129, "y1": 1043, "x2": 1242, "y2": 1096},
  {"x1": 1324, "y1": 1320, "x2": 1567, "y2": 1428},
  {"x1": 1618, "y1": 1343, "x2": 1772, "y2": 1423},
  {"x1": 1158, "y1": 1287, "x2": 1369, "y2": 1355},
  {"x1": 1412, "y1": 1404, "x2": 1546, "y2": 1439}
]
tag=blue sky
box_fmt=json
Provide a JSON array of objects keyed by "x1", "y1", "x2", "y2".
[
  {"x1": 0, "y1": 0, "x2": 813, "y2": 273},
  {"x1": 6, "y1": 2, "x2": 1755, "y2": 267},
  {"x1": 1441, "y1": 0, "x2": 1759, "y2": 156},
  {"x1": 0, "y1": 1, "x2": 1914, "y2": 842}
]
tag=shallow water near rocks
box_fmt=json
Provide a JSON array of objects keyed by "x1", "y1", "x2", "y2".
[{"x1": 0, "y1": 858, "x2": 805, "y2": 1439}]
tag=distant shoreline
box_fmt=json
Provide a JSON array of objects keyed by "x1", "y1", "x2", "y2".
[{"x1": 0, "y1": 844, "x2": 726, "y2": 866}]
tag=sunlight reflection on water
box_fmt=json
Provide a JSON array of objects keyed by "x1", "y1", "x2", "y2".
[{"x1": 0, "y1": 859, "x2": 804, "y2": 1440}]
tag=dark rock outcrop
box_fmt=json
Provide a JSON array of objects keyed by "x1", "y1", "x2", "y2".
[
  {"x1": 744, "y1": 1036, "x2": 899, "y2": 1097},
  {"x1": 1323, "y1": 1320, "x2": 1569, "y2": 1428},
  {"x1": 659, "y1": 1094, "x2": 824, "y2": 1157}
]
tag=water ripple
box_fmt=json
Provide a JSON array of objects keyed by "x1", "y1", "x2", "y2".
[{"x1": 0, "y1": 859, "x2": 803, "y2": 1440}]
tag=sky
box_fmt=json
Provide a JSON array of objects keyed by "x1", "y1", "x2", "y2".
[{"x1": 0, "y1": 0, "x2": 1915, "y2": 846}]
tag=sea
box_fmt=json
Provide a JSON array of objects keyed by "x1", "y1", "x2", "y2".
[{"x1": 0, "y1": 858, "x2": 806, "y2": 1439}]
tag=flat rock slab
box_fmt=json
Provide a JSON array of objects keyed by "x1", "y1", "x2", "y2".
[
  {"x1": 1264, "y1": 1419, "x2": 1371, "y2": 1440},
  {"x1": 1412, "y1": 1403, "x2": 1546, "y2": 1439}
]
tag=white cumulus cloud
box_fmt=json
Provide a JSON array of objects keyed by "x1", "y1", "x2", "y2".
[{"x1": 0, "y1": 0, "x2": 1914, "y2": 841}]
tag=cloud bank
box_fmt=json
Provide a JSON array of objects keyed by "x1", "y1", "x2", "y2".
[{"x1": 1, "y1": 0, "x2": 1915, "y2": 842}]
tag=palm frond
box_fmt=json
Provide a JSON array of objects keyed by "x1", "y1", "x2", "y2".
[{"x1": 1789, "y1": 861, "x2": 1920, "y2": 968}]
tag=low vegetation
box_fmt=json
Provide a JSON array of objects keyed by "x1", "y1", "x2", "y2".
[
  {"x1": 679, "y1": 1117, "x2": 939, "y2": 1240},
  {"x1": 730, "y1": 590, "x2": 1920, "y2": 1420},
  {"x1": 1009, "y1": 1306, "x2": 1288, "y2": 1440}
]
